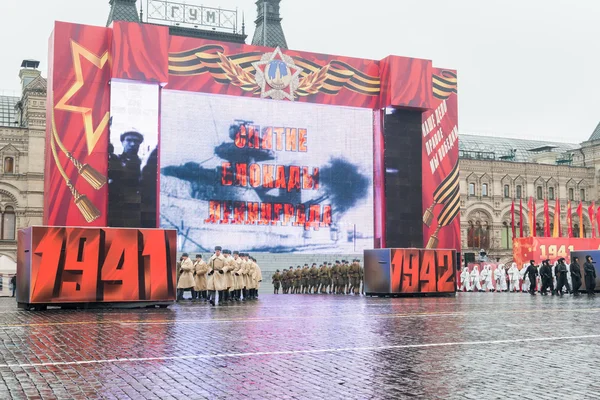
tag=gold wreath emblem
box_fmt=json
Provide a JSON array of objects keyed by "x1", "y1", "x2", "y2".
[
  {"x1": 218, "y1": 52, "x2": 330, "y2": 98},
  {"x1": 218, "y1": 53, "x2": 260, "y2": 93},
  {"x1": 296, "y1": 64, "x2": 330, "y2": 96}
]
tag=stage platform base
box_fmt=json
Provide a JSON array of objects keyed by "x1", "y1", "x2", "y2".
[
  {"x1": 365, "y1": 292, "x2": 456, "y2": 298},
  {"x1": 17, "y1": 301, "x2": 173, "y2": 311}
]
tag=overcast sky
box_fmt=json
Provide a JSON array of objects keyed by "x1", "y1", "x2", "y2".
[{"x1": 1, "y1": 0, "x2": 598, "y2": 143}]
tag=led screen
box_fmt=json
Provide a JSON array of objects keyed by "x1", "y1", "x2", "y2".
[
  {"x1": 160, "y1": 91, "x2": 374, "y2": 253},
  {"x1": 108, "y1": 80, "x2": 160, "y2": 228}
]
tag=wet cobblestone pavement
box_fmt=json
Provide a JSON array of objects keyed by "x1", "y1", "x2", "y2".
[{"x1": 0, "y1": 293, "x2": 600, "y2": 399}]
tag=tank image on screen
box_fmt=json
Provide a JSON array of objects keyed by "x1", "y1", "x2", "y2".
[{"x1": 159, "y1": 91, "x2": 374, "y2": 253}]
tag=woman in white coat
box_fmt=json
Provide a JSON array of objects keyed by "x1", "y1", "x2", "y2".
[
  {"x1": 508, "y1": 263, "x2": 520, "y2": 292},
  {"x1": 470, "y1": 265, "x2": 482, "y2": 291},
  {"x1": 460, "y1": 267, "x2": 471, "y2": 292},
  {"x1": 483, "y1": 265, "x2": 495, "y2": 291},
  {"x1": 495, "y1": 264, "x2": 508, "y2": 292}
]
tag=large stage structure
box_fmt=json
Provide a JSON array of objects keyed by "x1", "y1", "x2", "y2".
[{"x1": 43, "y1": 21, "x2": 459, "y2": 257}]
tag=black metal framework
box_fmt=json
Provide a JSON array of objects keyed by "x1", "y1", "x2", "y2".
[{"x1": 146, "y1": 0, "x2": 239, "y2": 33}]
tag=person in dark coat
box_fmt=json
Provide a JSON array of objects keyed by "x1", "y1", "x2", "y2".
[
  {"x1": 583, "y1": 255, "x2": 597, "y2": 296},
  {"x1": 523, "y1": 260, "x2": 539, "y2": 295},
  {"x1": 570, "y1": 256, "x2": 582, "y2": 296},
  {"x1": 539, "y1": 260, "x2": 553, "y2": 296},
  {"x1": 10, "y1": 275, "x2": 16, "y2": 297},
  {"x1": 554, "y1": 258, "x2": 569, "y2": 296}
]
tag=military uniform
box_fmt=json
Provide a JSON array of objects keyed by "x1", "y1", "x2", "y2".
[
  {"x1": 253, "y1": 257, "x2": 263, "y2": 297},
  {"x1": 349, "y1": 259, "x2": 361, "y2": 294},
  {"x1": 245, "y1": 255, "x2": 256, "y2": 299},
  {"x1": 331, "y1": 261, "x2": 341, "y2": 294},
  {"x1": 222, "y1": 250, "x2": 234, "y2": 302},
  {"x1": 319, "y1": 264, "x2": 329, "y2": 293},
  {"x1": 290, "y1": 267, "x2": 297, "y2": 294},
  {"x1": 287, "y1": 267, "x2": 294, "y2": 294},
  {"x1": 302, "y1": 265, "x2": 310, "y2": 293},
  {"x1": 343, "y1": 261, "x2": 351, "y2": 294},
  {"x1": 176, "y1": 254, "x2": 195, "y2": 301},
  {"x1": 231, "y1": 252, "x2": 243, "y2": 301},
  {"x1": 245, "y1": 256, "x2": 261, "y2": 299},
  {"x1": 273, "y1": 270, "x2": 282, "y2": 294},
  {"x1": 207, "y1": 247, "x2": 226, "y2": 305},
  {"x1": 294, "y1": 267, "x2": 302, "y2": 294},
  {"x1": 239, "y1": 254, "x2": 250, "y2": 299},
  {"x1": 193, "y1": 255, "x2": 208, "y2": 301},
  {"x1": 281, "y1": 268, "x2": 288, "y2": 294},
  {"x1": 337, "y1": 262, "x2": 347, "y2": 294},
  {"x1": 309, "y1": 264, "x2": 319, "y2": 293},
  {"x1": 359, "y1": 262, "x2": 365, "y2": 294}
]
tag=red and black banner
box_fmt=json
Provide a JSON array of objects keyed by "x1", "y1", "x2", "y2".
[{"x1": 44, "y1": 20, "x2": 459, "y2": 253}]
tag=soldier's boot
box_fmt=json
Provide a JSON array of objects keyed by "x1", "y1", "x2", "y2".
[{"x1": 176, "y1": 289, "x2": 183, "y2": 301}]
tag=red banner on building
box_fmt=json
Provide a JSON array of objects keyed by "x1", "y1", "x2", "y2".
[
  {"x1": 513, "y1": 237, "x2": 600, "y2": 267},
  {"x1": 44, "y1": 23, "x2": 112, "y2": 227},
  {"x1": 44, "y1": 20, "x2": 458, "y2": 252},
  {"x1": 421, "y1": 69, "x2": 460, "y2": 251}
]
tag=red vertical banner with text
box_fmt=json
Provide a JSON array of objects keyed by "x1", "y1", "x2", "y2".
[
  {"x1": 422, "y1": 69, "x2": 460, "y2": 251},
  {"x1": 44, "y1": 22, "x2": 112, "y2": 226}
]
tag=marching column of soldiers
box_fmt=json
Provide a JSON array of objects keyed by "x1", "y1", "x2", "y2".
[
  {"x1": 176, "y1": 246, "x2": 263, "y2": 306},
  {"x1": 272, "y1": 259, "x2": 364, "y2": 295}
]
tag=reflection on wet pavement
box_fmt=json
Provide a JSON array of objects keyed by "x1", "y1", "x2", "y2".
[{"x1": 0, "y1": 293, "x2": 599, "y2": 399}]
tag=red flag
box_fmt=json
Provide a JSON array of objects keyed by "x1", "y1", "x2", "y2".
[
  {"x1": 597, "y1": 205, "x2": 600, "y2": 239},
  {"x1": 567, "y1": 201, "x2": 573, "y2": 238},
  {"x1": 519, "y1": 198, "x2": 524, "y2": 237},
  {"x1": 511, "y1": 200, "x2": 516, "y2": 238},
  {"x1": 577, "y1": 201, "x2": 583, "y2": 238},
  {"x1": 588, "y1": 202, "x2": 596, "y2": 238},
  {"x1": 532, "y1": 198, "x2": 537, "y2": 237},
  {"x1": 543, "y1": 198, "x2": 550, "y2": 237},
  {"x1": 553, "y1": 197, "x2": 561, "y2": 238}
]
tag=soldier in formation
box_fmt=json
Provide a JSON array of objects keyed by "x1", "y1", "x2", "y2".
[
  {"x1": 274, "y1": 259, "x2": 364, "y2": 295},
  {"x1": 460, "y1": 257, "x2": 596, "y2": 296},
  {"x1": 178, "y1": 246, "x2": 262, "y2": 306},
  {"x1": 272, "y1": 269, "x2": 281, "y2": 294}
]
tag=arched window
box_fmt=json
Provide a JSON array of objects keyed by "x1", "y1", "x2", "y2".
[
  {"x1": 2, "y1": 206, "x2": 15, "y2": 240},
  {"x1": 581, "y1": 189, "x2": 586, "y2": 202},
  {"x1": 549, "y1": 187, "x2": 555, "y2": 200},
  {"x1": 482, "y1": 183, "x2": 488, "y2": 197},
  {"x1": 504, "y1": 185, "x2": 510, "y2": 198},
  {"x1": 467, "y1": 211, "x2": 491, "y2": 250},
  {"x1": 569, "y1": 188, "x2": 574, "y2": 201},
  {"x1": 516, "y1": 185, "x2": 522, "y2": 199},
  {"x1": 537, "y1": 186, "x2": 543, "y2": 200},
  {"x1": 469, "y1": 183, "x2": 475, "y2": 196},
  {"x1": 4, "y1": 157, "x2": 14, "y2": 174}
]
